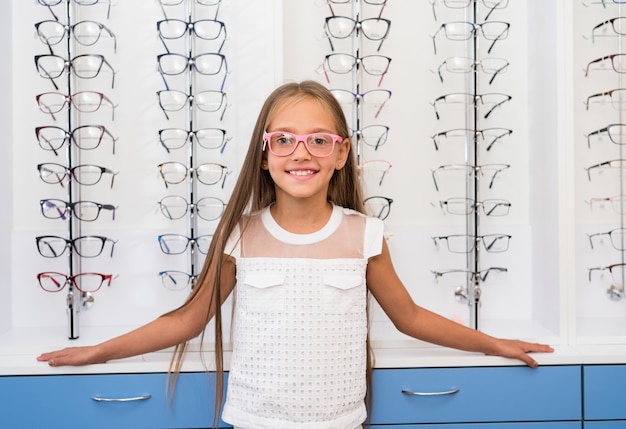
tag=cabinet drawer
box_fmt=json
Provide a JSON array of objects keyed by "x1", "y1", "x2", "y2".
[
  {"x1": 0, "y1": 372, "x2": 231, "y2": 429},
  {"x1": 368, "y1": 424, "x2": 581, "y2": 428},
  {"x1": 583, "y1": 364, "x2": 626, "y2": 421},
  {"x1": 369, "y1": 366, "x2": 581, "y2": 424}
]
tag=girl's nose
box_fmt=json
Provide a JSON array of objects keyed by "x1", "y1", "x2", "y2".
[{"x1": 291, "y1": 139, "x2": 311, "y2": 158}]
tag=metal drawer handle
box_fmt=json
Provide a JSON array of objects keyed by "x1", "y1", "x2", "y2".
[
  {"x1": 401, "y1": 388, "x2": 460, "y2": 396},
  {"x1": 91, "y1": 394, "x2": 152, "y2": 402}
]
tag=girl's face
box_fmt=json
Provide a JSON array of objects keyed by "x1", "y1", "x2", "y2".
[{"x1": 263, "y1": 96, "x2": 350, "y2": 205}]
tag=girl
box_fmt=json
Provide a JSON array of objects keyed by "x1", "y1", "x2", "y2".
[{"x1": 38, "y1": 80, "x2": 553, "y2": 429}]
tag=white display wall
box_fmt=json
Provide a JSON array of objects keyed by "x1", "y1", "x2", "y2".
[{"x1": 1, "y1": 0, "x2": 623, "y2": 350}]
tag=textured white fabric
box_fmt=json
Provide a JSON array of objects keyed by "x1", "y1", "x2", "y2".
[{"x1": 222, "y1": 205, "x2": 384, "y2": 429}]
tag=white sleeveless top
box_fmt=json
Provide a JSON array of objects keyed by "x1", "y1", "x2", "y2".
[{"x1": 221, "y1": 204, "x2": 384, "y2": 429}]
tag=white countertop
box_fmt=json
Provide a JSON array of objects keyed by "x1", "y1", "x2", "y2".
[{"x1": 1, "y1": 326, "x2": 625, "y2": 376}]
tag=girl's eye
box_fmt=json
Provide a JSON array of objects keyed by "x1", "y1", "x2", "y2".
[
  {"x1": 275, "y1": 135, "x2": 293, "y2": 145},
  {"x1": 310, "y1": 134, "x2": 331, "y2": 146}
]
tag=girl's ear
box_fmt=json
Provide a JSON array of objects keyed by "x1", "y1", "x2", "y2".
[{"x1": 335, "y1": 138, "x2": 351, "y2": 170}]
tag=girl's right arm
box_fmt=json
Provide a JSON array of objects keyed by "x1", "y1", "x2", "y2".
[{"x1": 37, "y1": 256, "x2": 237, "y2": 367}]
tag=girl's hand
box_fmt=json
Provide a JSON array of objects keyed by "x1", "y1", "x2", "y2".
[
  {"x1": 37, "y1": 346, "x2": 103, "y2": 367},
  {"x1": 488, "y1": 339, "x2": 554, "y2": 368}
]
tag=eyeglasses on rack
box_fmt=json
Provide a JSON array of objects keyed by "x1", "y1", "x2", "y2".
[
  {"x1": 157, "y1": 53, "x2": 228, "y2": 90},
  {"x1": 358, "y1": 160, "x2": 392, "y2": 186},
  {"x1": 585, "y1": 124, "x2": 626, "y2": 147},
  {"x1": 40, "y1": 198, "x2": 117, "y2": 222},
  {"x1": 583, "y1": 0, "x2": 626, "y2": 8},
  {"x1": 428, "y1": 0, "x2": 510, "y2": 21},
  {"x1": 435, "y1": 56, "x2": 509, "y2": 85},
  {"x1": 589, "y1": 17, "x2": 626, "y2": 43},
  {"x1": 351, "y1": 125, "x2": 389, "y2": 150},
  {"x1": 322, "y1": 53, "x2": 391, "y2": 87},
  {"x1": 585, "y1": 89, "x2": 626, "y2": 111},
  {"x1": 35, "y1": 20, "x2": 117, "y2": 54},
  {"x1": 364, "y1": 195, "x2": 393, "y2": 220},
  {"x1": 159, "y1": 270, "x2": 198, "y2": 291},
  {"x1": 158, "y1": 161, "x2": 231, "y2": 188},
  {"x1": 158, "y1": 0, "x2": 223, "y2": 20},
  {"x1": 436, "y1": 197, "x2": 511, "y2": 216},
  {"x1": 432, "y1": 233, "x2": 511, "y2": 253},
  {"x1": 330, "y1": 88, "x2": 392, "y2": 119},
  {"x1": 588, "y1": 262, "x2": 626, "y2": 283},
  {"x1": 34, "y1": 54, "x2": 116, "y2": 90},
  {"x1": 431, "y1": 127, "x2": 512, "y2": 151},
  {"x1": 584, "y1": 53, "x2": 626, "y2": 77},
  {"x1": 37, "y1": 0, "x2": 112, "y2": 20},
  {"x1": 585, "y1": 159, "x2": 626, "y2": 181},
  {"x1": 157, "y1": 89, "x2": 228, "y2": 120},
  {"x1": 157, "y1": 18, "x2": 227, "y2": 53},
  {"x1": 431, "y1": 21, "x2": 510, "y2": 55},
  {"x1": 36, "y1": 91, "x2": 117, "y2": 121},
  {"x1": 37, "y1": 162, "x2": 118, "y2": 188},
  {"x1": 36, "y1": 235, "x2": 117, "y2": 258},
  {"x1": 158, "y1": 195, "x2": 226, "y2": 221},
  {"x1": 37, "y1": 271, "x2": 113, "y2": 293},
  {"x1": 158, "y1": 127, "x2": 231, "y2": 153},
  {"x1": 432, "y1": 92, "x2": 512, "y2": 120},
  {"x1": 431, "y1": 163, "x2": 510, "y2": 191},
  {"x1": 586, "y1": 194, "x2": 626, "y2": 214},
  {"x1": 158, "y1": 234, "x2": 213, "y2": 255},
  {"x1": 432, "y1": 266, "x2": 508, "y2": 283},
  {"x1": 588, "y1": 228, "x2": 626, "y2": 250},
  {"x1": 324, "y1": 16, "x2": 391, "y2": 52},
  {"x1": 35, "y1": 125, "x2": 118, "y2": 155}
]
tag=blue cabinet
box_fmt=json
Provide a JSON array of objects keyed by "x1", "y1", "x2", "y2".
[
  {"x1": 369, "y1": 366, "x2": 581, "y2": 427},
  {"x1": 0, "y1": 372, "x2": 231, "y2": 429},
  {"x1": 0, "y1": 365, "x2": 588, "y2": 428},
  {"x1": 583, "y1": 364, "x2": 626, "y2": 426}
]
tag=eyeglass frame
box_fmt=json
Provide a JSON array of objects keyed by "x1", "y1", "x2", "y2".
[
  {"x1": 435, "y1": 56, "x2": 509, "y2": 85},
  {"x1": 35, "y1": 124, "x2": 118, "y2": 156},
  {"x1": 262, "y1": 131, "x2": 344, "y2": 158},
  {"x1": 157, "y1": 18, "x2": 227, "y2": 53},
  {"x1": 330, "y1": 88, "x2": 392, "y2": 119},
  {"x1": 431, "y1": 127, "x2": 513, "y2": 151},
  {"x1": 34, "y1": 53, "x2": 116, "y2": 91},
  {"x1": 157, "y1": 89, "x2": 228, "y2": 121},
  {"x1": 158, "y1": 127, "x2": 231, "y2": 154},
  {"x1": 432, "y1": 92, "x2": 512, "y2": 120},
  {"x1": 157, "y1": 161, "x2": 231, "y2": 188},
  {"x1": 35, "y1": 19, "x2": 117, "y2": 55},
  {"x1": 157, "y1": 195, "x2": 227, "y2": 221},
  {"x1": 36, "y1": 91, "x2": 117, "y2": 121},
  {"x1": 324, "y1": 16, "x2": 391, "y2": 52},
  {"x1": 436, "y1": 197, "x2": 512, "y2": 216},
  {"x1": 431, "y1": 21, "x2": 511, "y2": 55},
  {"x1": 37, "y1": 271, "x2": 113, "y2": 293},
  {"x1": 588, "y1": 228, "x2": 626, "y2": 250},
  {"x1": 37, "y1": 162, "x2": 118, "y2": 188},
  {"x1": 157, "y1": 52, "x2": 228, "y2": 91},
  {"x1": 432, "y1": 233, "x2": 512, "y2": 253},
  {"x1": 431, "y1": 163, "x2": 511, "y2": 191},
  {"x1": 36, "y1": 235, "x2": 117, "y2": 258},
  {"x1": 158, "y1": 234, "x2": 214, "y2": 255},
  {"x1": 321, "y1": 53, "x2": 391, "y2": 87},
  {"x1": 40, "y1": 198, "x2": 117, "y2": 222},
  {"x1": 364, "y1": 195, "x2": 393, "y2": 220}
]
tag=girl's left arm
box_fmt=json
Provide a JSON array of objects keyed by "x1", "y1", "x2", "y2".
[{"x1": 366, "y1": 239, "x2": 554, "y2": 368}]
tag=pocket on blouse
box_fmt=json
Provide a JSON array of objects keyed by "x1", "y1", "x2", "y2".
[
  {"x1": 322, "y1": 272, "x2": 364, "y2": 314},
  {"x1": 241, "y1": 273, "x2": 286, "y2": 313}
]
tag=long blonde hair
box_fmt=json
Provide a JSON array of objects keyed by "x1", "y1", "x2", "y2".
[{"x1": 167, "y1": 80, "x2": 366, "y2": 427}]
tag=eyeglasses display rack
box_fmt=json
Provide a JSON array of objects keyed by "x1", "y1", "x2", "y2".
[
  {"x1": 321, "y1": 0, "x2": 395, "y2": 222},
  {"x1": 575, "y1": 1, "x2": 626, "y2": 339},
  {"x1": 155, "y1": 1, "x2": 230, "y2": 293},
  {"x1": 33, "y1": 0, "x2": 118, "y2": 339},
  {"x1": 429, "y1": 0, "x2": 512, "y2": 330}
]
